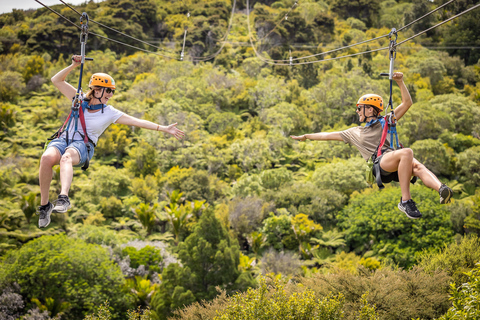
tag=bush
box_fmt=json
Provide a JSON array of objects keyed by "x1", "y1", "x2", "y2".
[
  {"x1": 417, "y1": 234, "x2": 480, "y2": 285},
  {"x1": 337, "y1": 185, "x2": 454, "y2": 268},
  {"x1": 122, "y1": 245, "x2": 163, "y2": 275},
  {"x1": 301, "y1": 266, "x2": 450, "y2": 320},
  {"x1": 0, "y1": 234, "x2": 132, "y2": 319},
  {"x1": 437, "y1": 263, "x2": 480, "y2": 320},
  {"x1": 214, "y1": 276, "x2": 347, "y2": 320}
]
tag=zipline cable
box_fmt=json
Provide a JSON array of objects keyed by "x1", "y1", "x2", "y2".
[
  {"x1": 246, "y1": 0, "x2": 388, "y2": 65},
  {"x1": 247, "y1": 0, "x2": 464, "y2": 63},
  {"x1": 253, "y1": 0, "x2": 299, "y2": 42},
  {"x1": 397, "y1": 0, "x2": 456, "y2": 32},
  {"x1": 35, "y1": 0, "x2": 180, "y2": 60},
  {"x1": 58, "y1": 0, "x2": 174, "y2": 54},
  {"x1": 189, "y1": 0, "x2": 237, "y2": 62},
  {"x1": 397, "y1": 2, "x2": 480, "y2": 46},
  {"x1": 247, "y1": 0, "x2": 480, "y2": 65},
  {"x1": 56, "y1": 0, "x2": 235, "y2": 61}
]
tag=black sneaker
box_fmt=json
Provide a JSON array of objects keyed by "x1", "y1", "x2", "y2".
[
  {"x1": 53, "y1": 195, "x2": 71, "y2": 213},
  {"x1": 439, "y1": 184, "x2": 453, "y2": 204},
  {"x1": 398, "y1": 198, "x2": 422, "y2": 219},
  {"x1": 38, "y1": 202, "x2": 54, "y2": 228}
]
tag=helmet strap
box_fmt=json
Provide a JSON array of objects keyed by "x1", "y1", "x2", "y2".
[
  {"x1": 361, "y1": 106, "x2": 377, "y2": 123},
  {"x1": 92, "y1": 87, "x2": 105, "y2": 102}
]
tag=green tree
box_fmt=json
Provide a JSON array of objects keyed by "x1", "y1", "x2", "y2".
[
  {"x1": 151, "y1": 209, "x2": 253, "y2": 319},
  {"x1": 20, "y1": 191, "x2": 39, "y2": 224},
  {"x1": 160, "y1": 190, "x2": 193, "y2": 244},
  {"x1": 134, "y1": 203, "x2": 157, "y2": 235},
  {"x1": 1, "y1": 234, "x2": 132, "y2": 319},
  {"x1": 457, "y1": 146, "x2": 480, "y2": 188},
  {"x1": 331, "y1": 0, "x2": 381, "y2": 27},
  {"x1": 311, "y1": 157, "x2": 369, "y2": 195},
  {"x1": 417, "y1": 234, "x2": 480, "y2": 285},
  {"x1": 338, "y1": 186, "x2": 454, "y2": 268},
  {"x1": 0, "y1": 71, "x2": 25, "y2": 102},
  {"x1": 125, "y1": 141, "x2": 159, "y2": 177},
  {"x1": 410, "y1": 139, "x2": 451, "y2": 176}
]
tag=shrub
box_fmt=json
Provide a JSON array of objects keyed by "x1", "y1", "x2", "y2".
[
  {"x1": 1, "y1": 234, "x2": 132, "y2": 319},
  {"x1": 437, "y1": 263, "x2": 480, "y2": 320},
  {"x1": 301, "y1": 266, "x2": 450, "y2": 320},
  {"x1": 417, "y1": 234, "x2": 480, "y2": 285},
  {"x1": 214, "y1": 276, "x2": 347, "y2": 320}
]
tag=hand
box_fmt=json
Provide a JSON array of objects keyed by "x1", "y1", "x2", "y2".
[
  {"x1": 290, "y1": 135, "x2": 306, "y2": 141},
  {"x1": 392, "y1": 72, "x2": 404, "y2": 82},
  {"x1": 71, "y1": 55, "x2": 82, "y2": 67},
  {"x1": 165, "y1": 123, "x2": 185, "y2": 140}
]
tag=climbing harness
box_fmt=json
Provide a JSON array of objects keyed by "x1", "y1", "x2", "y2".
[{"x1": 45, "y1": 12, "x2": 96, "y2": 171}]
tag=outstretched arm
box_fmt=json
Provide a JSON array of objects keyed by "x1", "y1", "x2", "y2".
[
  {"x1": 290, "y1": 131, "x2": 343, "y2": 141},
  {"x1": 392, "y1": 72, "x2": 413, "y2": 121},
  {"x1": 51, "y1": 55, "x2": 82, "y2": 101},
  {"x1": 116, "y1": 114, "x2": 185, "y2": 140}
]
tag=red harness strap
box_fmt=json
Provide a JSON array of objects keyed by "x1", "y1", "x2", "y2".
[
  {"x1": 377, "y1": 119, "x2": 389, "y2": 158},
  {"x1": 78, "y1": 105, "x2": 89, "y2": 144}
]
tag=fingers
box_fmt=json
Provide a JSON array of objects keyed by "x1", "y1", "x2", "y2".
[
  {"x1": 393, "y1": 72, "x2": 404, "y2": 80},
  {"x1": 173, "y1": 129, "x2": 185, "y2": 140},
  {"x1": 71, "y1": 55, "x2": 82, "y2": 64},
  {"x1": 290, "y1": 135, "x2": 305, "y2": 141}
]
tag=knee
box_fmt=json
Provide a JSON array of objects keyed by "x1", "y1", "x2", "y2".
[
  {"x1": 40, "y1": 153, "x2": 57, "y2": 167},
  {"x1": 60, "y1": 153, "x2": 73, "y2": 165},
  {"x1": 401, "y1": 148, "x2": 414, "y2": 160}
]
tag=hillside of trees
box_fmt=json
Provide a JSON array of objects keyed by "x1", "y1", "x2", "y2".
[{"x1": 0, "y1": 0, "x2": 480, "y2": 319}]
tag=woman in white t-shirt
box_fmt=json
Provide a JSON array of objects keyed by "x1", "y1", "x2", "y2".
[{"x1": 37, "y1": 55, "x2": 185, "y2": 228}]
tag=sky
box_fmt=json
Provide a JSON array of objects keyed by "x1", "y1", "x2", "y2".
[{"x1": 0, "y1": 0, "x2": 104, "y2": 14}]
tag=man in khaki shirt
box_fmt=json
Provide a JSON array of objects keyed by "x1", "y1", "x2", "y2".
[{"x1": 291, "y1": 72, "x2": 453, "y2": 219}]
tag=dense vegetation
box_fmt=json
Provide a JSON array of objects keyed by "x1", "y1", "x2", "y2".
[{"x1": 0, "y1": 0, "x2": 479, "y2": 318}]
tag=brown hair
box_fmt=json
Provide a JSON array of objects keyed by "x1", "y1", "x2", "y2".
[{"x1": 85, "y1": 86, "x2": 102, "y2": 100}]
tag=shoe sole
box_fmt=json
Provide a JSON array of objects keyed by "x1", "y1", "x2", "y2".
[
  {"x1": 398, "y1": 203, "x2": 421, "y2": 219},
  {"x1": 53, "y1": 204, "x2": 71, "y2": 213},
  {"x1": 440, "y1": 189, "x2": 452, "y2": 204}
]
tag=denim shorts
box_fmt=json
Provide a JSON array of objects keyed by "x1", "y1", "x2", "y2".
[{"x1": 47, "y1": 137, "x2": 95, "y2": 167}]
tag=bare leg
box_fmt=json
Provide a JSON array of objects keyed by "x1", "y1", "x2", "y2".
[
  {"x1": 379, "y1": 148, "x2": 414, "y2": 200},
  {"x1": 59, "y1": 148, "x2": 81, "y2": 196},
  {"x1": 39, "y1": 148, "x2": 61, "y2": 205},
  {"x1": 412, "y1": 158, "x2": 442, "y2": 191}
]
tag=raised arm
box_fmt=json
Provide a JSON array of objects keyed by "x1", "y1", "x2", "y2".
[
  {"x1": 116, "y1": 114, "x2": 185, "y2": 140},
  {"x1": 51, "y1": 55, "x2": 82, "y2": 100},
  {"x1": 290, "y1": 131, "x2": 343, "y2": 141},
  {"x1": 392, "y1": 72, "x2": 413, "y2": 121}
]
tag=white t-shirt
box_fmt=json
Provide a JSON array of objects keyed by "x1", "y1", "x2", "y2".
[{"x1": 61, "y1": 105, "x2": 125, "y2": 145}]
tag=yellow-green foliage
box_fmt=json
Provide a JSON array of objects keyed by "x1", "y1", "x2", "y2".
[{"x1": 214, "y1": 276, "x2": 347, "y2": 320}]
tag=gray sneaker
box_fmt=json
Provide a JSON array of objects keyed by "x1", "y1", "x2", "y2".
[
  {"x1": 439, "y1": 184, "x2": 453, "y2": 204},
  {"x1": 38, "y1": 202, "x2": 54, "y2": 228},
  {"x1": 398, "y1": 198, "x2": 422, "y2": 219},
  {"x1": 53, "y1": 195, "x2": 71, "y2": 213}
]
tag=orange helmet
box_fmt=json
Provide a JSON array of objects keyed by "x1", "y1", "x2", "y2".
[
  {"x1": 357, "y1": 94, "x2": 383, "y2": 111},
  {"x1": 89, "y1": 73, "x2": 116, "y2": 89}
]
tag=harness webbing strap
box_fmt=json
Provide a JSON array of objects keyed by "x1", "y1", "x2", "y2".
[
  {"x1": 377, "y1": 118, "x2": 389, "y2": 158},
  {"x1": 78, "y1": 104, "x2": 89, "y2": 144}
]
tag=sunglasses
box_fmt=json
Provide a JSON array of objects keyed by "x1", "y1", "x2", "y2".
[
  {"x1": 105, "y1": 88, "x2": 115, "y2": 94},
  {"x1": 356, "y1": 105, "x2": 371, "y2": 112}
]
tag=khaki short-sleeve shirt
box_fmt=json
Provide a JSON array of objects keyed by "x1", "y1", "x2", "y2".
[{"x1": 339, "y1": 120, "x2": 393, "y2": 161}]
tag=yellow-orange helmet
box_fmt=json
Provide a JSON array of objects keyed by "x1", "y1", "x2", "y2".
[
  {"x1": 357, "y1": 94, "x2": 383, "y2": 111},
  {"x1": 89, "y1": 73, "x2": 116, "y2": 89}
]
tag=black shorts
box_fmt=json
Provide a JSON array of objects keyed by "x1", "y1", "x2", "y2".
[{"x1": 373, "y1": 154, "x2": 399, "y2": 184}]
